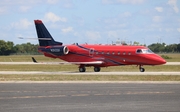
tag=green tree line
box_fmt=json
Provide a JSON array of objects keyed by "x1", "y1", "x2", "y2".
[
  {"x1": 0, "y1": 40, "x2": 39, "y2": 55},
  {"x1": 148, "y1": 43, "x2": 180, "y2": 53},
  {"x1": 0, "y1": 40, "x2": 180, "y2": 55}
]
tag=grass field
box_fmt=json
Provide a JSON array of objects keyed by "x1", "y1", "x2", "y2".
[
  {"x1": 0, "y1": 54, "x2": 180, "y2": 81},
  {"x1": 0, "y1": 55, "x2": 56, "y2": 62},
  {"x1": 0, "y1": 53, "x2": 180, "y2": 62},
  {"x1": 0, "y1": 75, "x2": 180, "y2": 81},
  {"x1": 0, "y1": 64, "x2": 180, "y2": 72},
  {"x1": 159, "y1": 53, "x2": 180, "y2": 62}
]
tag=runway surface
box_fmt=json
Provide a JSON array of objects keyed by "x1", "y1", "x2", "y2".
[
  {"x1": 1, "y1": 71, "x2": 180, "y2": 75},
  {"x1": 0, "y1": 82, "x2": 180, "y2": 112}
]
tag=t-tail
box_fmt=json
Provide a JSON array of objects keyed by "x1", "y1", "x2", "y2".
[{"x1": 34, "y1": 20, "x2": 62, "y2": 46}]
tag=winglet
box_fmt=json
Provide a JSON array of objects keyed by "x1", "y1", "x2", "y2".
[{"x1": 32, "y1": 57, "x2": 37, "y2": 63}]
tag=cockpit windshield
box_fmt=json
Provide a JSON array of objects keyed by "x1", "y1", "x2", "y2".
[{"x1": 136, "y1": 49, "x2": 154, "y2": 54}]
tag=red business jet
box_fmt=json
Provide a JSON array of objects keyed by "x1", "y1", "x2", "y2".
[{"x1": 34, "y1": 20, "x2": 166, "y2": 72}]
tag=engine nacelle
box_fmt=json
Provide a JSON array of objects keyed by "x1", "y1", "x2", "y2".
[
  {"x1": 49, "y1": 46, "x2": 69, "y2": 56},
  {"x1": 39, "y1": 46, "x2": 69, "y2": 56}
]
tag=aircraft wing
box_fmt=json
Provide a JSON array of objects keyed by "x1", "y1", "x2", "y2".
[
  {"x1": 69, "y1": 61, "x2": 103, "y2": 65},
  {"x1": 32, "y1": 57, "x2": 103, "y2": 65}
]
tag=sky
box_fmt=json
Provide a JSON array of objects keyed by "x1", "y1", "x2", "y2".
[{"x1": 0, "y1": 0, "x2": 180, "y2": 45}]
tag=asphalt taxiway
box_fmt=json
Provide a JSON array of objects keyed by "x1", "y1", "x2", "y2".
[{"x1": 0, "y1": 82, "x2": 180, "y2": 112}]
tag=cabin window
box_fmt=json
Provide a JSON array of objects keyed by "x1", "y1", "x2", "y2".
[
  {"x1": 128, "y1": 52, "x2": 131, "y2": 55},
  {"x1": 136, "y1": 49, "x2": 154, "y2": 54},
  {"x1": 107, "y1": 51, "x2": 110, "y2": 55},
  {"x1": 112, "y1": 52, "x2": 115, "y2": 55},
  {"x1": 102, "y1": 52, "x2": 104, "y2": 54},
  {"x1": 123, "y1": 52, "x2": 126, "y2": 55},
  {"x1": 118, "y1": 52, "x2": 120, "y2": 55},
  {"x1": 96, "y1": 52, "x2": 99, "y2": 55}
]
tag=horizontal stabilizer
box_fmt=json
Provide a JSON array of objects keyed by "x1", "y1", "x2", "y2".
[{"x1": 19, "y1": 37, "x2": 52, "y2": 40}]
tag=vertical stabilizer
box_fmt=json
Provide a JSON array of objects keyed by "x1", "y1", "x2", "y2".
[{"x1": 34, "y1": 20, "x2": 62, "y2": 46}]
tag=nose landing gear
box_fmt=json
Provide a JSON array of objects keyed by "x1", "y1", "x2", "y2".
[{"x1": 139, "y1": 65, "x2": 145, "y2": 72}]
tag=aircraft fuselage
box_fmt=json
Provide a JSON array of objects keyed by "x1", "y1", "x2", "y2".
[{"x1": 39, "y1": 44, "x2": 166, "y2": 67}]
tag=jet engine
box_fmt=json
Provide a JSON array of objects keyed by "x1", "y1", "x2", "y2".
[
  {"x1": 38, "y1": 46, "x2": 69, "y2": 56},
  {"x1": 48, "y1": 46, "x2": 69, "y2": 56}
]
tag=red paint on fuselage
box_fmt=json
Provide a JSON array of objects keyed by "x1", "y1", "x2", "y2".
[{"x1": 39, "y1": 44, "x2": 166, "y2": 67}]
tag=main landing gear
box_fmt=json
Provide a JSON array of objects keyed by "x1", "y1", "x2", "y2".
[
  {"x1": 79, "y1": 67, "x2": 86, "y2": 72},
  {"x1": 139, "y1": 65, "x2": 145, "y2": 72},
  {"x1": 94, "y1": 67, "x2": 101, "y2": 72},
  {"x1": 79, "y1": 66, "x2": 101, "y2": 72}
]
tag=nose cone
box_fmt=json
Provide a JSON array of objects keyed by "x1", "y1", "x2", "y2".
[
  {"x1": 158, "y1": 58, "x2": 166, "y2": 65},
  {"x1": 153, "y1": 55, "x2": 166, "y2": 65},
  {"x1": 144, "y1": 54, "x2": 166, "y2": 65}
]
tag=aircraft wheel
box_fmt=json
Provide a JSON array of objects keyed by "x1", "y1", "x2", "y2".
[
  {"x1": 79, "y1": 67, "x2": 86, "y2": 72},
  {"x1": 94, "y1": 67, "x2": 101, "y2": 72},
  {"x1": 140, "y1": 68, "x2": 145, "y2": 72}
]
